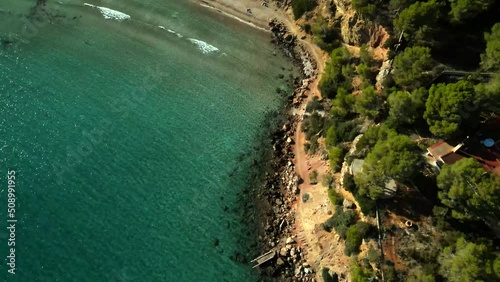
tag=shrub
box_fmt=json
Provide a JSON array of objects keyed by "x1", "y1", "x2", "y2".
[
  {"x1": 343, "y1": 173, "x2": 357, "y2": 193},
  {"x1": 352, "y1": 0, "x2": 378, "y2": 18},
  {"x1": 322, "y1": 174, "x2": 335, "y2": 188},
  {"x1": 311, "y1": 16, "x2": 342, "y2": 52},
  {"x1": 308, "y1": 135, "x2": 319, "y2": 155},
  {"x1": 359, "y1": 44, "x2": 372, "y2": 65},
  {"x1": 345, "y1": 222, "x2": 372, "y2": 255},
  {"x1": 356, "y1": 195, "x2": 377, "y2": 217},
  {"x1": 321, "y1": 267, "x2": 338, "y2": 282},
  {"x1": 303, "y1": 23, "x2": 312, "y2": 34},
  {"x1": 325, "y1": 125, "x2": 338, "y2": 148},
  {"x1": 328, "y1": 189, "x2": 343, "y2": 206},
  {"x1": 302, "y1": 112, "x2": 324, "y2": 140},
  {"x1": 302, "y1": 193, "x2": 310, "y2": 203},
  {"x1": 367, "y1": 247, "x2": 380, "y2": 263},
  {"x1": 310, "y1": 170, "x2": 318, "y2": 184},
  {"x1": 335, "y1": 119, "x2": 361, "y2": 142},
  {"x1": 323, "y1": 216, "x2": 336, "y2": 232},
  {"x1": 305, "y1": 96, "x2": 323, "y2": 113},
  {"x1": 332, "y1": 205, "x2": 357, "y2": 238},
  {"x1": 292, "y1": 0, "x2": 317, "y2": 19},
  {"x1": 328, "y1": 146, "x2": 344, "y2": 171},
  {"x1": 350, "y1": 258, "x2": 374, "y2": 282}
]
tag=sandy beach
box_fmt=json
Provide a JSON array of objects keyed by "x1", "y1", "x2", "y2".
[{"x1": 196, "y1": 0, "x2": 287, "y2": 30}]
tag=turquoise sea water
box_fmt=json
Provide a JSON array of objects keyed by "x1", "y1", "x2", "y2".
[{"x1": 0, "y1": 1, "x2": 294, "y2": 281}]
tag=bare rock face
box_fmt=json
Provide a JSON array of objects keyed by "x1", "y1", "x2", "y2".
[
  {"x1": 340, "y1": 13, "x2": 371, "y2": 46},
  {"x1": 328, "y1": 0, "x2": 386, "y2": 47},
  {"x1": 332, "y1": 0, "x2": 350, "y2": 14}
]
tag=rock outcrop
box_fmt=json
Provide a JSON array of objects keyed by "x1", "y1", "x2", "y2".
[{"x1": 331, "y1": 0, "x2": 387, "y2": 47}]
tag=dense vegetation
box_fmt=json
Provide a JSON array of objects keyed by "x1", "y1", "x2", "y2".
[
  {"x1": 291, "y1": 0, "x2": 317, "y2": 19},
  {"x1": 293, "y1": 0, "x2": 500, "y2": 280}
]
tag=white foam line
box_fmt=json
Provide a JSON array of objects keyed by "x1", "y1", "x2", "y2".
[
  {"x1": 188, "y1": 38, "x2": 219, "y2": 54},
  {"x1": 84, "y1": 3, "x2": 131, "y2": 21},
  {"x1": 167, "y1": 29, "x2": 184, "y2": 38}
]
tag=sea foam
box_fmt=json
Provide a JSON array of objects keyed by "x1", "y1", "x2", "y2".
[
  {"x1": 188, "y1": 38, "x2": 219, "y2": 54},
  {"x1": 84, "y1": 3, "x2": 131, "y2": 21},
  {"x1": 167, "y1": 29, "x2": 183, "y2": 38},
  {"x1": 158, "y1": 26, "x2": 183, "y2": 38}
]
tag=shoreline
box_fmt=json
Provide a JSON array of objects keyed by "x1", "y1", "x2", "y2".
[
  {"x1": 195, "y1": 0, "x2": 287, "y2": 31},
  {"x1": 198, "y1": 1, "x2": 269, "y2": 32},
  {"x1": 197, "y1": 1, "x2": 324, "y2": 280}
]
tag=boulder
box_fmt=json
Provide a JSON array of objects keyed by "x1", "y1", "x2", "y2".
[
  {"x1": 286, "y1": 237, "x2": 295, "y2": 245},
  {"x1": 343, "y1": 199, "x2": 355, "y2": 209},
  {"x1": 212, "y1": 238, "x2": 219, "y2": 247},
  {"x1": 280, "y1": 247, "x2": 288, "y2": 257}
]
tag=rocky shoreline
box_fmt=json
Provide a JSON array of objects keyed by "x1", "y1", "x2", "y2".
[{"x1": 251, "y1": 19, "x2": 318, "y2": 281}]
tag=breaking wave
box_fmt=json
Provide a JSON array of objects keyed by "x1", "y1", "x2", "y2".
[
  {"x1": 188, "y1": 38, "x2": 219, "y2": 54},
  {"x1": 84, "y1": 3, "x2": 131, "y2": 21}
]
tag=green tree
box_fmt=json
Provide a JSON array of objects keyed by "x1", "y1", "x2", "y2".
[
  {"x1": 329, "y1": 146, "x2": 344, "y2": 171},
  {"x1": 475, "y1": 74, "x2": 500, "y2": 114},
  {"x1": 319, "y1": 48, "x2": 352, "y2": 98},
  {"x1": 359, "y1": 44, "x2": 372, "y2": 65},
  {"x1": 354, "y1": 86, "x2": 382, "y2": 119},
  {"x1": 388, "y1": 91, "x2": 416, "y2": 125},
  {"x1": 407, "y1": 267, "x2": 435, "y2": 282},
  {"x1": 331, "y1": 205, "x2": 357, "y2": 238},
  {"x1": 367, "y1": 247, "x2": 381, "y2": 263},
  {"x1": 322, "y1": 173, "x2": 335, "y2": 188},
  {"x1": 387, "y1": 88, "x2": 428, "y2": 126},
  {"x1": 302, "y1": 112, "x2": 324, "y2": 140},
  {"x1": 350, "y1": 258, "x2": 373, "y2": 282},
  {"x1": 356, "y1": 63, "x2": 373, "y2": 88},
  {"x1": 393, "y1": 0, "x2": 442, "y2": 45},
  {"x1": 330, "y1": 87, "x2": 356, "y2": 118},
  {"x1": 356, "y1": 125, "x2": 397, "y2": 155},
  {"x1": 356, "y1": 134, "x2": 421, "y2": 199},
  {"x1": 311, "y1": 16, "x2": 342, "y2": 52},
  {"x1": 448, "y1": 0, "x2": 494, "y2": 23},
  {"x1": 352, "y1": 0, "x2": 377, "y2": 18},
  {"x1": 345, "y1": 222, "x2": 372, "y2": 255},
  {"x1": 328, "y1": 188, "x2": 343, "y2": 206},
  {"x1": 325, "y1": 125, "x2": 338, "y2": 148},
  {"x1": 355, "y1": 167, "x2": 387, "y2": 199},
  {"x1": 291, "y1": 0, "x2": 317, "y2": 19},
  {"x1": 481, "y1": 23, "x2": 500, "y2": 71},
  {"x1": 437, "y1": 158, "x2": 500, "y2": 227},
  {"x1": 393, "y1": 46, "x2": 434, "y2": 89},
  {"x1": 390, "y1": 0, "x2": 419, "y2": 11},
  {"x1": 438, "y1": 237, "x2": 500, "y2": 281},
  {"x1": 424, "y1": 80, "x2": 477, "y2": 138},
  {"x1": 305, "y1": 96, "x2": 322, "y2": 113}
]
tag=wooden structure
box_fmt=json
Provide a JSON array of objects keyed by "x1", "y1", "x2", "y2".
[{"x1": 250, "y1": 250, "x2": 276, "y2": 268}]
